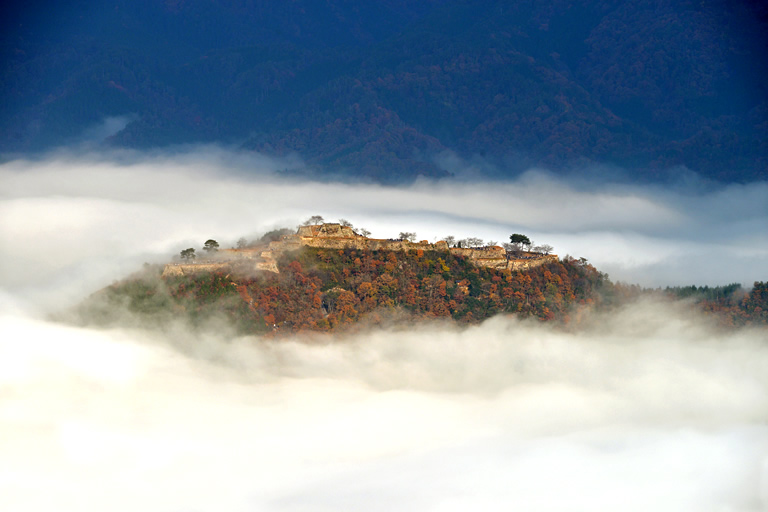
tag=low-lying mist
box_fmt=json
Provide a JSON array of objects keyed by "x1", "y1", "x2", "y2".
[
  {"x1": 1, "y1": 301, "x2": 766, "y2": 511},
  {"x1": 1, "y1": 147, "x2": 767, "y2": 511},
  {"x1": 1, "y1": 147, "x2": 767, "y2": 308}
]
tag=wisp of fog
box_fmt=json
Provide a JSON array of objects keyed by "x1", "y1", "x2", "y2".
[{"x1": 1, "y1": 148, "x2": 767, "y2": 511}]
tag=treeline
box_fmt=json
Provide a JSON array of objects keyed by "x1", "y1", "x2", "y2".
[
  {"x1": 665, "y1": 282, "x2": 768, "y2": 327},
  {"x1": 665, "y1": 283, "x2": 743, "y2": 302}
]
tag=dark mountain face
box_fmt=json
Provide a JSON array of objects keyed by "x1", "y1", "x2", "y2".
[{"x1": 2, "y1": 0, "x2": 766, "y2": 182}]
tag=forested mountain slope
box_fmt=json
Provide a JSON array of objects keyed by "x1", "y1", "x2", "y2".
[{"x1": 3, "y1": 0, "x2": 766, "y2": 182}]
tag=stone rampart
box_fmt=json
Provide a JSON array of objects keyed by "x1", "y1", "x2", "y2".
[
  {"x1": 162, "y1": 262, "x2": 232, "y2": 277},
  {"x1": 507, "y1": 254, "x2": 559, "y2": 271},
  {"x1": 162, "y1": 224, "x2": 558, "y2": 277},
  {"x1": 450, "y1": 246, "x2": 506, "y2": 259},
  {"x1": 296, "y1": 223, "x2": 359, "y2": 239}
]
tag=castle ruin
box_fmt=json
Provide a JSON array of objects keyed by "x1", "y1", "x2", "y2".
[{"x1": 162, "y1": 223, "x2": 557, "y2": 277}]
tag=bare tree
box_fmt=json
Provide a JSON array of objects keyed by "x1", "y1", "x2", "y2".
[
  {"x1": 504, "y1": 241, "x2": 523, "y2": 258},
  {"x1": 358, "y1": 228, "x2": 371, "y2": 238},
  {"x1": 303, "y1": 215, "x2": 325, "y2": 226},
  {"x1": 464, "y1": 237, "x2": 483, "y2": 248},
  {"x1": 339, "y1": 218, "x2": 353, "y2": 227},
  {"x1": 443, "y1": 235, "x2": 456, "y2": 247},
  {"x1": 533, "y1": 244, "x2": 553, "y2": 255},
  {"x1": 399, "y1": 231, "x2": 417, "y2": 242},
  {"x1": 236, "y1": 237, "x2": 248, "y2": 249}
]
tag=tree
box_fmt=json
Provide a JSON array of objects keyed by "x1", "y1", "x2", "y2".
[
  {"x1": 236, "y1": 237, "x2": 248, "y2": 249},
  {"x1": 509, "y1": 234, "x2": 532, "y2": 252},
  {"x1": 180, "y1": 248, "x2": 196, "y2": 261},
  {"x1": 461, "y1": 237, "x2": 483, "y2": 248},
  {"x1": 510, "y1": 234, "x2": 531, "y2": 246},
  {"x1": 533, "y1": 244, "x2": 553, "y2": 255},
  {"x1": 358, "y1": 228, "x2": 371, "y2": 238},
  {"x1": 443, "y1": 235, "x2": 456, "y2": 247},
  {"x1": 339, "y1": 218, "x2": 353, "y2": 227},
  {"x1": 399, "y1": 232, "x2": 417, "y2": 242},
  {"x1": 303, "y1": 215, "x2": 324, "y2": 225},
  {"x1": 203, "y1": 239, "x2": 219, "y2": 253}
]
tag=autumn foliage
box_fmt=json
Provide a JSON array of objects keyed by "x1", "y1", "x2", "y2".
[
  {"x1": 87, "y1": 249, "x2": 767, "y2": 335},
  {"x1": 159, "y1": 247, "x2": 609, "y2": 334}
]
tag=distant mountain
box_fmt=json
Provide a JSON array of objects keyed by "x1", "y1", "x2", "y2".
[{"x1": 2, "y1": 0, "x2": 766, "y2": 182}]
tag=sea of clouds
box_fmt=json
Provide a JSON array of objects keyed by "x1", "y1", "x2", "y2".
[{"x1": 1, "y1": 147, "x2": 767, "y2": 511}]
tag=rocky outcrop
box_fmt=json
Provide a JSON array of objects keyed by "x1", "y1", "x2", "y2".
[{"x1": 162, "y1": 223, "x2": 558, "y2": 277}]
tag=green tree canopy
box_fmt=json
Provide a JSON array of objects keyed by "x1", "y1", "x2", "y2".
[
  {"x1": 180, "y1": 248, "x2": 196, "y2": 260},
  {"x1": 509, "y1": 234, "x2": 531, "y2": 246}
]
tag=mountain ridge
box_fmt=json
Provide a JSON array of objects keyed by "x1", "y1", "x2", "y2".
[{"x1": 3, "y1": 0, "x2": 766, "y2": 182}]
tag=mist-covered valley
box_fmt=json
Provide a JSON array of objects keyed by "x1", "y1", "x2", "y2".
[
  {"x1": 3, "y1": 0, "x2": 768, "y2": 507},
  {"x1": 3, "y1": 301, "x2": 767, "y2": 511},
  {"x1": 1, "y1": 149, "x2": 767, "y2": 511}
]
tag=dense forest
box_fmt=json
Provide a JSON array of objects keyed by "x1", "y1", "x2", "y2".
[
  {"x1": 664, "y1": 282, "x2": 768, "y2": 327},
  {"x1": 3, "y1": 0, "x2": 766, "y2": 183},
  {"x1": 76, "y1": 246, "x2": 768, "y2": 336}
]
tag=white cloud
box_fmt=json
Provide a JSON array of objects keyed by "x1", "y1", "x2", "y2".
[
  {"x1": 77, "y1": 114, "x2": 139, "y2": 144},
  {"x1": 0, "y1": 303, "x2": 766, "y2": 512}
]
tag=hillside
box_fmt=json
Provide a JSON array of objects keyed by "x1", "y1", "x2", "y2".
[
  {"x1": 77, "y1": 244, "x2": 608, "y2": 335},
  {"x1": 74, "y1": 238, "x2": 768, "y2": 336},
  {"x1": 3, "y1": 0, "x2": 766, "y2": 182}
]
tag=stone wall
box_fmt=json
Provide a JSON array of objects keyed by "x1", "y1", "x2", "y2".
[
  {"x1": 162, "y1": 262, "x2": 232, "y2": 277},
  {"x1": 447, "y1": 246, "x2": 506, "y2": 269},
  {"x1": 507, "y1": 254, "x2": 559, "y2": 271},
  {"x1": 296, "y1": 223, "x2": 359, "y2": 239},
  {"x1": 162, "y1": 224, "x2": 558, "y2": 277}
]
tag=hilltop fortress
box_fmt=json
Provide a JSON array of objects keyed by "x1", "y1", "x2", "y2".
[{"x1": 162, "y1": 223, "x2": 557, "y2": 277}]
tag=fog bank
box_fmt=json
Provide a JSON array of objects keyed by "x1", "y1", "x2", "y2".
[
  {"x1": 1, "y1": 301, "x2": 767, "y2": 512},
  {"x1": 1, "y1": 148, "x2": 767, "y2": 511},
  {"x1": 1, "y1": 149, "x2": 767, "y2": 311}
]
